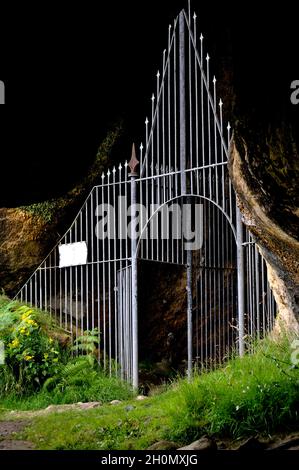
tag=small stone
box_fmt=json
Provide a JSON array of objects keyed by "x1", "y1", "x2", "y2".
[
  {"x1": 136, "y1": 395, "x2": 147, "y2": 401},
  {"x1": 125, "y1": 405, "x2": 135, "y2": 412},
  {"x1": 178, "y1": 436, "x2": 217, "y2": 451},
  {"x1": 79, "y1": 402, "x2": 101, "y2": 410},
  {"x1": 148, "y1": 440, "x2": 179, "y2": 450},
  {"x1": 110, "y1": 400, "x2": 122, "y2": 405}
]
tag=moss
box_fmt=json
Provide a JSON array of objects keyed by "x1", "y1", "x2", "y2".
[{"x1": 20, "y1": 200, "x2": 62, "y2": 224}]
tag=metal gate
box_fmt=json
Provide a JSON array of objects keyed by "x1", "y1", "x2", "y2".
[{"x1": 15, "y1": 3, "x2": 276, "y2": 388}]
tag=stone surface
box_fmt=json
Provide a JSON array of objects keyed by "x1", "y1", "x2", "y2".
[
  {"x1": 45, "y1": 402, "x2": 102, "y2": 412},
  {"x1": 236, "y1": 437, "x2": 266, "y2": 451},
  {"x1": 148, "y1": 440, "x2": 179, "y2": 450},
  {"x1": 229, "y1": 133, "x2": 299, "y2": 332},
  {"x1": 178, "y1": 436, "x2": 217, "y2": 451},
  {"x1": 267, "y1": 435, "x2": 299, "y2": 451},
  {"x1": 136, "y1": 395, "x2": 147, "y2": 401},
  {"x1": 110, "y1": 400, "x2": 122, "y2": 405}
]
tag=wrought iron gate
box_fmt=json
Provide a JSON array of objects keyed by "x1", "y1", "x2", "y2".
[{"x1": 15, "y1": 3, "x2": 276, "y2": 388}]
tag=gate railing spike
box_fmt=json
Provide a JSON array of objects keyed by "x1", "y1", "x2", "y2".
[{"x1": 128, "y1": 143, "x2": 139, "y2": 176}]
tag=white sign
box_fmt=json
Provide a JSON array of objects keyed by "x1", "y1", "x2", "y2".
[{"x1": 59, "y1": 241, "x2": 88, "y2": 268}]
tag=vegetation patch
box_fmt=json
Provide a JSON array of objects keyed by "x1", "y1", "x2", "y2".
[{"x1": 1, "y1": 296, "x2": 299, "y2": 449}]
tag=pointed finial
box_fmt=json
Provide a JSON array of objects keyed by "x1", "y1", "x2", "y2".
[
  {"x1": 124, "y1": 160, "x2": 128, "y2": 168},
  {"x1": 219, "y1": 98, "x2": 223, "y2": 107},
  {"x1": 200, "y1": 33, "x2": 203, "y2": 41},
  {"x1": 140, "y1": 143, "x2": 144, "y2": 151},
  {"x1": 213, "y1": 76, "x2": 216, "y2": 85},
  {"x1": 128, "y1": 143, "x2": 139, "y2": 176},
  {"x1": 169, "y1": 24, "x2": 172, "y2": 30},
  {"x1": 107, "y1": 169, "x2": 111, "y2": 177},
  {"x1": 206, "y1": 53, "x2": 210, "y2": 61},
  {"x1": 227, "y1": 122, "x2": 231, "y2": 131},
  {"x1": 101, "y1": 172, "x2": 105, "y2": 180},
  {"x1": 157, "y1": 70, "x2": 160, "y2": 79},
  {"x1": 112, "y1": 166, "x2": 116, "y2": 174},
  {"x1": 193, "y1": 12, "x2": 197, "y2": 20},
  {"x1": 151, "y1": 93, "x2": 155, "y2": 102},
  {"x1": 118, "y1": 163, "x2": 122, "y2": 170},
  {"x1": 145, "y1": 117, "x2": 149, "y2": 125}
]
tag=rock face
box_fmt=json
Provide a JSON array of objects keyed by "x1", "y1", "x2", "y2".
[
  {"x1": 229, "y1": 126, "x2": 299, "y2": 333},
  {"x1": 0, "y1": 126, "x2": 122, "y2": 297},
  {"x1": 0, "y1": 208, "x2": 54, "y2": 295}
]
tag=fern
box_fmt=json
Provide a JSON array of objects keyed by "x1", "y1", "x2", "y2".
[{"x1": 72, "y1": 328, "x2": 100, "y2": 355}]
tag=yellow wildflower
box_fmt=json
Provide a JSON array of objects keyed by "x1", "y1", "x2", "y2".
[
  {"x1": 24, "y1": 355, "x2": 34, "y2": 361},
  {"x1": 20, "y1": 327, "x2": 27, "y2": 335},
  {"x1": 11, "y1": 338, "x2": 20, "y2": 348},
  {"x1": 21, "y1": 309, "x2": 33, "y2": 320},
  {"x1": 8, "y1": 338, "x2": 20, "y2": 349},
  {"x1": 49, "y1": 338, "x2": 54, "y2": 344}
]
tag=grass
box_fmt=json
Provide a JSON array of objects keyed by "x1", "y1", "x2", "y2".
[
  {"x1": 1, "y1": 334, "x2": 299, "y2": 450},
  {"x1": 0, "y1": 372, "x2": 133, "y2": 412},
  {"x1": 165, "y1": 335, "x2": 299, "y2": 442}
]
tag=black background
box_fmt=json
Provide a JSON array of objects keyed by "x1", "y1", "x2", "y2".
[{"x1": 0, "y1": 1, "x2": 298, "y2": 205}]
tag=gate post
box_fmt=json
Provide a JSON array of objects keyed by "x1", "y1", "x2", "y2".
[
  {"x1": 236, "y1": 206, "x2": 245, "y2": 356},
  {"x1": 179, "y1": 10, "x2": 193, "y2": 380},
  {"x1": 129, "y1": 144, "x2": 139, "y2": 390}
]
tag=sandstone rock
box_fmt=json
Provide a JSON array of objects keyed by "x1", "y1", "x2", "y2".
[
  {"x1": 110, "y1": 400, "x2": 122, "y2": 405},
  {"x1": 148, "y1": 440, "x2": 179, "y2": 450},
  {"x1": 79, "y1": 402, "x2": 101, "y2": 410},
  {"x1": 178, "y1": 436, "x2": 217, "y2": 451},
  {"x1": 136, "y1": 395, "x2": 147, "y2": 401}
]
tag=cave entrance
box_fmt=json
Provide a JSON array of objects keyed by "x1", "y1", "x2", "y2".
[
  {"x1": 15, "y1": 6, "x2": 277, "y2": 389},
  {"x1": 137, "y1": 196, "x2": 238, "y2": 378}
]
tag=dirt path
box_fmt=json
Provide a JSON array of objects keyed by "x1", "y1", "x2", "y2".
[{"x1": 0, "y1": 420, "x2": 35, "y2": 450}]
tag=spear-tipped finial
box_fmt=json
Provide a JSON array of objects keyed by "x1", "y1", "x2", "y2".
[
  {"x1": 200, "y1": 33, "x2": 204, "y2": 41},
  {"x1": 193, "y1": 12, "x2": 197, "y2": 20},
  {"x1": 128, "y1": 143, "x2": 139, "y2": 176}
]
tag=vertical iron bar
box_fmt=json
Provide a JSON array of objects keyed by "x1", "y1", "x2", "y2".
[
  {"x1": 130, "y1": 167, "x2": 138, "y2": 390},
  {"x1": 236, "y1": 207, "x2": 245, "y2": 356},
  {"x1": 179, "y1": 10, "x2": 192, "y2": 380}
]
